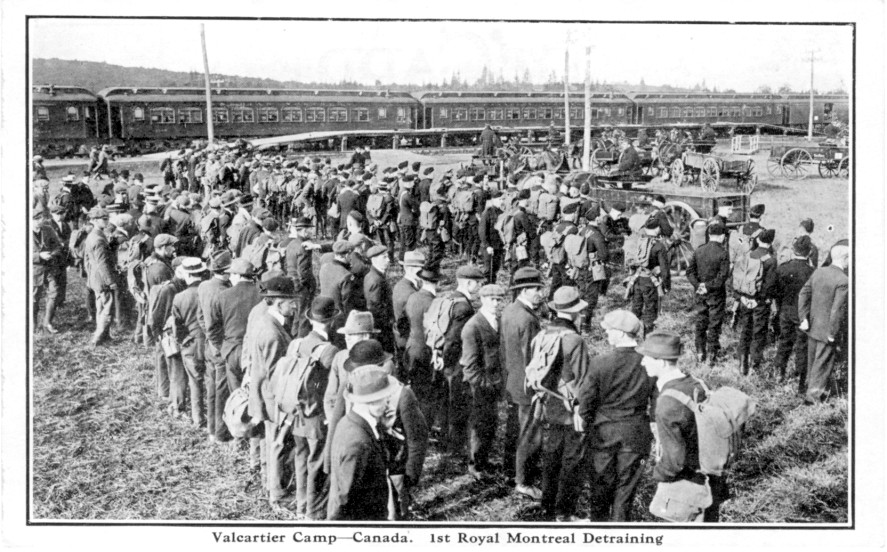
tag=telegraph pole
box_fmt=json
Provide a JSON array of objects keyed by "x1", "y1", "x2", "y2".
[
  {"x1": 807, "y1": 50, "x2": 819, "y2": 141},
  {"x1": 201, "y1": 24, "x2": 215, "y2": 146},
  {"x1": 563, "y1": 44, "x2": 571, "y2": 148},
  {"x1": 582, "y1": 46, "x2": 592, "y2": 170}
]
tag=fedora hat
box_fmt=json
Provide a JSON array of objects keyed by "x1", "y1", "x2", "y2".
[
  {"x1": 635, "y1": 331, "x2": 684, "y2": 360},
  {"x1": 399, "y1": 250, "x2": 426, "y2": 267},
  {"x1": 223, "y1": 387, "x2": 253, "y2": 438},
  {"x1": 418, "y1": 268, "x2": 441, "y2": 282},
  {"x1": 307, "y1": 296, "x2": 339, "y2": 323},
  {"x1": 337, "y1": 311, "x2": 380, "y2": 335},
  {"x1": 511, "y1": 267, "x2": 544, "y2": 290},
  {"x1": 547, "y1": 286, "x2": 588, "y2": 314},
  {"x1": 344, "y1": 367, "x2": 398, "y2": 404},
  {"x1": 261, "y1": 276, "x2": 299, "y2": 298},
  {"x1": 227, "y1": 258, "x2": 257, "y2": 277},
  {"x1": 344, "y1": 339, "x2": 393, "y2": 372},
  {"x1": 209, "y1": 251, "x2": 232, "y2": 272}
]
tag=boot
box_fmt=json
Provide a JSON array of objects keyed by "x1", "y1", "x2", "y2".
[
  {"x1": 709, "y1": 348, "x2": 720, "y2": 364},
  {"x1": 43, "y1": 301, "x2": 59, "y2": 334}
]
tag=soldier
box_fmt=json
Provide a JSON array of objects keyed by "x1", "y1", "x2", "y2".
[
  {"x1": 366, "y1": 178, "x2": 397, "y2": 264},
  {"x1": 397, "y1": 174, "x2": 420, "y2": 260},
  {"x1": 336, "y1": 177, "x2": 361, "y2": 232},
  {"x1": 363, "y1": 245, "x2": 396, "y2": 354},
  {"x1": 686, "y1": 222, "x2": 730, "y2": 362},
  {"x1": 417, "y1": 166, "x2": 434, "y2": 204},
  {"x1": 460, "y1": 283, "x2": 506, "y2": 478},
  {"x1": 613, "y1": 136, "x2": 641, "y2": 178},
  {"x1": 578, "y1": 310, "x2": 655, "y2": 521},
  {"x1": 600, "y1": 201, "x2": 630, "y2": 253},
  {"x1": 796, "y1": 218, "x2": 819, "y2": 268},
  {"x1": 501, "y1": 267, "x2": 545, "y2": 498},
  {"x1": 235, "y1": 207, "x2": 270, "y2": 257},
  {"x1": 478, "y1": 191, "x2": 505, "y2": 284},
  {"x1": 285, "y1": 216, "x2": 323, "y2": 335},
  {"x1": 627, "y1": 218, "x2": 671, "y2": 336},
  {"x1": 578, "y1": 206, "x2": 610, "y2": 332},
  {"x1": 773, "y1": 236, "x2": 815, "y2": 388},
  {"x1": 544, "y1": 202, "x2": 580, "y2": 299},
  {"x1": 404, "y1": 267, "x2": 440, "y2": 422},
  {"x1": 647, "y1": 195, "x2": 675, "y2": 240},
  {"x1": 197, "y1": 251, "x2": 232, "y2": 442},
  {"x1": 171, "y1": 258, "x2": 210, "y2": 428},
  {"x1": 734, "y1": 229, "x2": 777, "y2": 375}
]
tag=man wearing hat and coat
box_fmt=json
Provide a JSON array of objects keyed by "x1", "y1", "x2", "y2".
[
  {"x1": 638, "y1": 331, "x2": 729, "y2": 522},
  {"x1": 686, "y1": 222, "x2": 730, "y2": 363},
  {"x1": 363, "y1": 246, "x2": 396, "y2": 354},
  {"x1": 397, "y1": 174, "x2": 420, "y2": 260},
  {"x1": 534, "y1": 286, "x2": 592, "y2": 521},
  {"x1": 285, "y1": 217, "x2": 324, "y2": 336},
  {"x1": 404, "y1": 267, "x2": 440, "y2": 420},
  {"x1": 149, "y1": 256, "x2": 188, "y2": 414},
  {"x1": 773, "y1": 236, "x2": 816, "y2": 388},
  {"x1": 392, "y1": 251, "x2": 425, "y2": 377},
  {"x1": 245, "y1": 277, "x2": 301, "y2": 510},
  {"x1": 577, "y1": 310, "x2": 655, "y2": 521},
  {"x1": 327, "y1": 366, "x2": 399, "y2": 520},
  {"x1": 32, "y1": 208, "x2": 66, "y2": 334},
  {"x1": 500, "y1": 267, "x2": 545, "y2": 497},
  {"x1": 198, "y1": 251, "x2": 233, "y2": 442},
  {"x1": 628, "y1": 217, "x2": 671, "y2": 336},
  {"x1": 83, "y1": 207, "x2": 118, "y2": 347},
  {"x1": 171, "y1": 258, "x2": 210, "y2": 428},
  {"x1": 319, "y1": 241, "x2": 365, "y2": 345}
]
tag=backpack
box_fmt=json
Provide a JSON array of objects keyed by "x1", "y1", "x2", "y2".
[
  {"x1": 367, "y1": 193, "x2": 386, "y2": 220},
  {"x1": 524, "y1": 329, "x2": 573, "y2": 402},
  {"x1": 419, "y1": 201, "x2": 440, "y2": 230},
  {"x1": 495, "y1": 210, "x2": 517, "y2": 245},
  {"x1": 537, "y1": 192, "x2": 559, "y2": 222},
  {"x1": 624, "y1": 234, "x2": 655, "y2": 270},
  {"x1": 423, "y1": 293, "x2": 468, "y2": 371},
  {"x1": 69, "y1": 226, "x2": 90, "y2": 267},
  {"x1": 660, "y1": 379, "x2": 757, "y2": 476},
  {"x1": 124, "y1": 234, "x2": 152, "y2": 303},
  {"x1": 732, "y1": 252, "x2": 769, "y2": 297},
  {"x1": 453, "y1": 189, "x2": 475, "y2": 214},
  {"x1": 271, "y1": 339, "x2": 333, "y2": 420},
  {"x1": 729, "y1": 226, "x2": 761, "y2": 266},
  {"x1": 563, "y1": 233, "x2": 589, "y2": 269},
  {"x1": 243, "y1": 237, "x2": 273, "y2": 274},
  {"x1": 526, "y1": 187, "x2": 544, "y2": 215}
]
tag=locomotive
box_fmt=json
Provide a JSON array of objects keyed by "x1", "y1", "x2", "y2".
[{"x1": 31, "y1": 84, "x2": 849, "y2": 158}]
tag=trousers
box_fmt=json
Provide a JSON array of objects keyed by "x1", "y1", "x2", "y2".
[
  {"x1": 293, "y1": 434, "x2": 328, "y2": 519},
  {"x1": 399, "y1": 226, "x2": 417, "y2": 260},
  {"x1": 204, "y1": 342, "x2": 230, "y2": 440},
  {"x1": 468, "y1": 385, "x2": 499, "y2": 469},
  {"x1": 180, "y1": 339, "x2": 207, "y2": 427},
  {"x1": 774, "y1": 312, "x2": 808, "y2": 387},
  {"x1": 736, "y1": 300, "x2": 770, "y2": 365},
  {"x1": 630, "y1": 278, "x2": 659, "y2": 334},
  {"x1": 806, "y1": 337, "x2": 838, "y2": 403},
  {"x1": 693, "y1": 291, "x2": 726, "y2": 355},
  {"x1": 225, "y1": 344, "x2": 244, "y2": 391},
  {"x1": 481, "y1": 247, "x2": 503, "y2": 285},
  {"x1": 504, "y1": 402, "x2": 543, "y2": 486},
  {"x1": 540, "y1": 423, "x2": 587, "y2": 518},
  {"x1": 587, "y1": 447, "x2": 646, "y2": 521},
  {"x1": 92, "y1": 289, "x2": 115, "y2": 342},
  {"x1": 263, "y1": 421, "x2": 293, "y2": 503},
  {"x1": 441, "y1": 373, "x2": 469, "y2": 455},
  {"x1": 388, "y1": 474, "x2": 412, "y2": 521}
]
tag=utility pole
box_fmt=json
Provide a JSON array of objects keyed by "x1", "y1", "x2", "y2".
[
  {"x1": 807, "y1": 50, "x2": 819, "y2": 141},
  {"x1": 201, "y1": 24, "x2": 215, "y2": 146},
  {"x1": 582, "y1": 46, "x2": 592, "y2": 171},
  {"x1": 564, "y1": 43, "x2": 571, "y2": 148}
]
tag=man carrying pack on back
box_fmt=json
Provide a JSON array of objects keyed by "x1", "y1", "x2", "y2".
[
  {"x1": 366, "y1": 178, "x2": 397, "y2": 264},
  {"x1": 418, "y1": 186, "x2": 451, "y2": 272},
  {"x1": 540, "y1": 202, "x2": 579, "y2": 300},
  {"x1": 733, "y1": 229, "x2": 777, "y2": 375},
  {"x1": 525, "y1": 286, "x2": 592, "y2": 522},
  {"x1": 624, "y1": 218, "x2": 670, "y2": 336},
  {"x1": 640, "y1": 331, "x2": 755, "y2": 523}
]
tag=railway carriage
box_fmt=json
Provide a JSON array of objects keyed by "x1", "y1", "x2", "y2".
[
  {"x1": 31, "y1": 85, "x2": 101, "y2": 157},
  {"x1": 780, "y1": 93, "x2": 849, "y2": 129},
  {"x1": 98, "y1": 87, "x2": 421, "y2": 150},
  {"x1": 628, "y1": 92, "x2": 783, "y2": 129}
]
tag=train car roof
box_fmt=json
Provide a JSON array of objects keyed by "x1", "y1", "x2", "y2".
[
  {"x1": 628, "y1": 92, "x2": 780, "y2": 101},
  {"x1": 98, "y1": 87, "x2": 418, "y2": 103},
  {"x1": 32, "y1": 85, "x2": 97, "y2": 102},
  {"x1": 781, "y1": 93, "x2": 849, "y2": 101},
  {"x1": 414, "y1": 90, "x2": 630, "y2": 100}
]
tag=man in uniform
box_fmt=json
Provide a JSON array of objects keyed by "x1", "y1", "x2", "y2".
[
  {"x1": 647, "y1": 195, "x2": 675, "y2": 240},
  {"x1": 171, "y1": 258, "x2": 210, "y2": 428},
  {"x1": 397, "y1": 174, "x2": 420, "y2": 261},
  {"x1": 32, "y1": 209, "x2": 65, "y2": 333},
  {"x1": 285, "y1": 216, "x2": 322, "y2": 336},
  {"x1": 578, "y1": 310, "x2": 654, "y2": 521},
  {"x1": 627, "y1": 218, "x2": 671, "y2": 336},
  {"x1": 319, "y1": 241, "x2": 364, "y2": 340},
  {"x1": 774, "y1": 236, "x2": 815, "y2": 388},
  {"x1": 480, "y1": 124, "x2": 501, "y2": 157},
  {"x1": 686, "y1": 222, "x2": 730, "y2": 363},
  {"x1": 578, "y1": 207, "x2": 610, "y2": 332},
  {"x1": 734, "y1": 229, "x2": 777, "y2": 375},
  {"x1": 478, "y1": 191, "x2": 504, "y2": 284}
]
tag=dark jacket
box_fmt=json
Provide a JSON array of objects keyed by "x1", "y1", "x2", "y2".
[
  {"x1": 397, "y1": 189, "x2": 420, "y2": 226},
  {"x1": 441, "y1": 291, "x2": 474, "y2": 379},
  {"x1": 578, "y1": 346, "x2": 654, "y2": 452},
  {"x1": 538, "y1": 318, "x2": 590, "y2": 425},
  {"x1": 327, "y1": 411, "x2": 390, "y2": 521},
  {"x1": 774, "y1": 259, "x2": 815, "y2": 320},
  {"x1": 319, "y1": 258, "x2": 363, "y2": 317},
  {"x1": 393, "y1": 277, "x2": 420, "y2": 349},
  {"x1": 171, "y1": 281, "x2": 204, "y2": 346},
  {"x1": 337, "y1": 187, "x2": 360, "y2": 227},
  {"x1": 653, "y1": 376, "x2": 707, "y2": 483},
  {"x1": 197, "y1": 276, "x2": 230, "y2": 337},
  {"x1": 405, "y1": 288, "x2": 436, "y2": 362},
  {"x1": 687, "y1": 240, "x2": 729, "y2": 294},
  {"x1": 364, "y1": 267, "x2": 395, "y2": 353},
  {"x1": 798, "y1": 265, "x2": 848, "y2": 342},
  {"x1": 460, "y1": 312, "x2": 503, "y2": 389},
  {"x1": 285, "y1": 236, "x2": 317, "y2": 298},
  {"x1": 479, "y1": 206, "x2": 503, "y2": 249},
  {"x1": 648, "y1": 208, "x2": 674, "y2": 239},
  {"x1": 208, "y1": 280, "x2": 262, "y2": 359},
  {"x1": 149, "y1": 278, "x2": 186, "y2": 336},
  {"x1": 83, "y1": 227, "x2": 116, "y2": 293},
  {"x1": 500, "y1": 299, "x2": 542, "y2": 405},
  {"x1": 246, "y1": 310, "x2": 292, "y2": 422}
]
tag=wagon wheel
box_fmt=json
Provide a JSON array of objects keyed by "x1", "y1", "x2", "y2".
[
  {"x1": 766, "y1": 156, "x2": 784, "y2": 179},
  {"x1": 700, "y1": 158, "x2": 720, "y2": 192},
  {"x1": 590, "y1": 148, "x2": 609, "y2": 176},
  {"x1": 739, "y1": 159, "x2": 758, "y2": 194},
  {"x1": 818, "y1": 159, "x2": 839, "y2": 178},
  {"x1": 781, "y1": 148, "x2": 812, "y2": 180},
  {"x1": 519, "y1": 146, "x2": 533, "y2": 156},
  {"x1": 670, "y1": 159, "x2": 685, "y2": 187},
  {"x1": 663, "y1": 200, "x2": 699, "y2": 275},
  {"x1": 838, "y1": 157, "x2": 850, "y2": 179}
]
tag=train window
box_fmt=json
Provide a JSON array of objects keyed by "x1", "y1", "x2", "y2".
[
  {"x1": 150, "y1": 107, "x2": 175, "y2": 124},
  {"x1": 670, "y1": 107, "x2": 680, "y2": 118},
  {"x1": 37, "y1": 107, "x2": 50, "y2": 121},
  {"x1": 659, "y1": 107, "x2": 668, "y2": 118},
  {"x1": 305, "y1": 107, "x2": 326, "y2": 123},
  {"x1": 133, "y1": 107, "x2": 145, "y2": 122},
  {"x1": 589, "y1": 108, "x2": 598, "y2": 119},
  {"x1": 231, "y1": 107, "x2": 255, "y2": 123},
  {"x1": 617, "y1": 107, "x2": 624, "y2": 116},
  {"x1": 396, "y1": 107, "x2": 407, "y2": 123},
  {"x1": 486, "y1": 109, "x2": 500, "y2": 120},
  {"x1": 377, "y1": 108, "x2": 387, "y2": 119},
  {"x1": 523, "y1": 108, "x2": 536, "y2": 119},
  {"x1": 470, "y1": 108, "x2": 485, "y2": 121},
  {"x1": 454, "y1": 109, "x2": 468, "y2": 121},
  {"x1": 753, "y1": 107, "x2": 763, "y2": 117},
  {"x1": 178, "y1": 108, "x2": 203, "y2": 124},
  {"x1": 66, "y1": 106, "x2": 80, "y2": 122},
  {"x1": 328, "y1": 108, "x2": 348, "y2": 122},
  {"x1": 213, "y1": 108, "x2": 229, "y2": 123},
  {"x1": 766, "y1": 105, "x2": 772, "y2": 115},
  {"x1": 439, "y1": 108, "x2": 448, "y2": 119},
  {"x1": 742, "y1": 107, "x2": 751, "y2": 117},
  {"x1": 282, "y1": 108, "x2": 302, "y2": 123},
  {"x1": 507, "y1": 108, "x2": 521, "y2": 120},
  {"x1": 695, "y1": 107, "x2": 705, "y2": 118},
  {"x1": 707, "y1": 107, "x2": 717, "y2": 117},
  {"x1": 732, "y1": 107, "x2": 741, "y2": 117},
  {"x1": 541, "y1": 108, "x2": 553, "y2": 120},
  {"x1": 84, "y1": 106, "x2": 93, "y2": 119},
  {"x1": 570, "y1": 107, "x2": 583, "y2": 120},
  {"x1": 775, "y1": 105, "x2": 783, "y2": 114},
  {"x1": 258, "y1": 108, "x2": 279, "y2": 123},
  {"x1": 647, "y1": 107, "x2": 654, "y2": 116},
  {"x1": 353, "y1": 108, "x2": 369, "y2": 122},
  {"x1": 554, "y1": 108, "x2": 564, "y2": 119}
]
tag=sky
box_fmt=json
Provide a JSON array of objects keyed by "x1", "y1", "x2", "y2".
[{"x1": 29, "y1": 19, "x2": 853, "y2": 92}]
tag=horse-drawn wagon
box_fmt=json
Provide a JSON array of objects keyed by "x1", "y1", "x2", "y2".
[
  {"x1": 766, "y1": 143, "x2": 850, "y2": 180},
  {"x1": 673, "y1": 151, "x2": 757, "y2": 193}
]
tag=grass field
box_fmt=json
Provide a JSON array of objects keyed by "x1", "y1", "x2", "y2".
[{"x1": 32, "y1": 147, "x2": 850, "y2": 522}]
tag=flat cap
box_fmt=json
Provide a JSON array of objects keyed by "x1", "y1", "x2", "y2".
[
  {"x1": 479, "y1": 284, "x2": 506, "y2": 298},
  {"x1": 366, "y1": 245, "x2": 388, "y2": 259},
  {"x1": 799, "y1": 218, "x2": 814, "y2": 233},
  {"x1": 610, "y1": 201, "x2": 627, "y2": 212},
  {"x1": 87, "y1": 206, "x2": 109, "y2": 220},
  {"x1": 423, "y1": 167, "x2": 434, "y2": 176},
  {"x1": 707, "y1": 222, "x2": 726, "y2": 236},
  {"x1": 227, "y1": 258, "x2": 256, "y2": 276},
  {"x1": 261, "y1": 276, "x2": 299, "y2": 298},
  {"x1": 601, "y1": 309, "x2": 642, "y2": 335},
  {"x1": 333, "y1": 240, "x2": 356, "y2": 255},
  {"x1": 411, "y1": 161, "x2": 421, "y2": 172},
  {"x1": 644, "y1": 217, "x2": 661, "y2": 230},
  {"x1": 562, "y1": 202, "x2": 579, "y2": 215},
  {"x1": 262, "y1": 217, "x2": 279, "y2": 232},
  {"x1": 456, "y1": 265, "x2": 486, "y2": 280},
  {"x1": 153, "y1": 233, "x2": 179, "y2": 248},
  {"x1": 397, "y1": 161, "x2": 408, "y2": 170}
]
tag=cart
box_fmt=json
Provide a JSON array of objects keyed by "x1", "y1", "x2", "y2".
[
  {"x1": 590, "y1": 145, "x2": 659, "y2": 177},
  {"x1": 766, "y1": 143, "x2": 850, "y2": 180},
  {"x1": 675, "y1": 151, "x2": 757, "y2": 193}
]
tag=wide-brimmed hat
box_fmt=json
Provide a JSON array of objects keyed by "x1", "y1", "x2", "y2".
[
  {"x1": 418, "y1": 268, "x2": 441, "y2": 282},
  {"x1": 307, "y1": 296, "x2": 340, "y2": 323},
  {"x1": 344, "y1": 339, "x2": 393, "y2": 372},
  {"x1": 209, "y1": 251, "x2": 232, "y2": 272},
  {"x1": 635, "y1": 331, "x2": 684, "y2": 360},
  {"x1": 223, "y1": 387, "x2": 252, "y2": 438},
  {"x1": 337, "y1": 311, "x2": 380, "y2": 335},
  {"x1": 291, "y1": 216, "x2": 314, "y2": 228},
  {"x1": 344, "y1": 366, "x2": 398, "y2": 404},
  {"x1": 399, "y1": 250, "x2": 426, "y2": 267},
  {"x1": 261, "y1": 276, "x2": 299, "y2": 298},
  {"x1": 511, "y1": 267, "x2": 544, "y2": 291},
  {"x1": 181, "y1": 257, "x2": 208, "y2": 274},
  {"x1": 547, "y1": 286, "x2": 588, "y2": 314}
]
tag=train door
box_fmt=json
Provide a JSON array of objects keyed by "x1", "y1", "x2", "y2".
[
  {"x1": 782, "y1": 105, "x2": 790, "y2": 126},
  {"x1": 411, "y1": 107, "x2": 418, "y2": 130},
  {"x1": 637, "y1": 105, "x2": 644, "y2": 125},
  {"x1": 424, "y1": 107, "x2": 433, "y2": 129}
]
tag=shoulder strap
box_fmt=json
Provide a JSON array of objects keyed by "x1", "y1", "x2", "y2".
[{"x1": 660, "y1": 388, "x2": 698, "y2": 410}]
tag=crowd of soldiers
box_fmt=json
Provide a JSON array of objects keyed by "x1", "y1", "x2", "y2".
[{"x1": 31, "y1": 140, "x2": 849, "y2": 522}]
